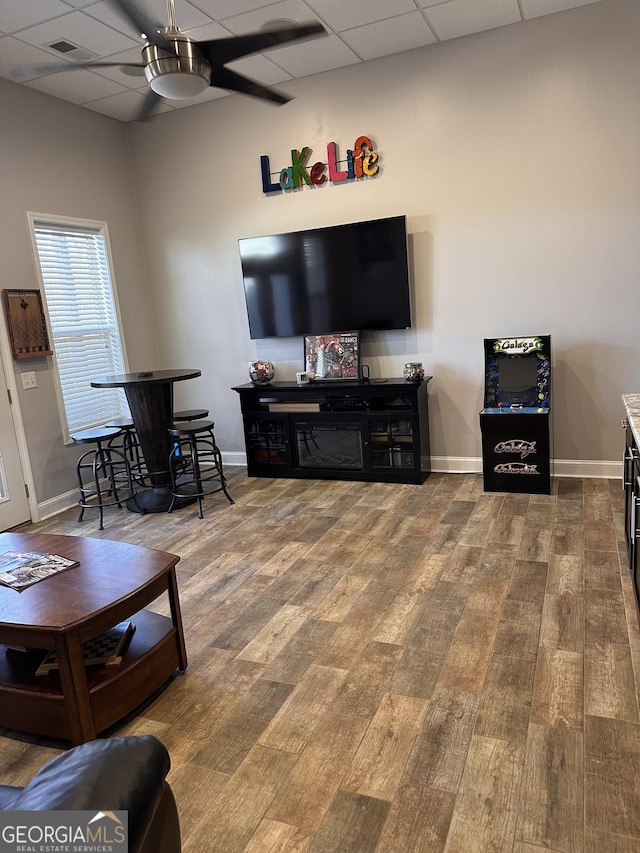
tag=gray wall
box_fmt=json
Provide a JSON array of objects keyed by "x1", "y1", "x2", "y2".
[
  {"x1": 1, "y1": 0, "x2": 639, "y2": 514},
  {"x1": 0, "y1": 80, "x2": 158, "y2": 506},
  {"x1": 126, "y1": 0, "x2": 640, "y2": 474}
]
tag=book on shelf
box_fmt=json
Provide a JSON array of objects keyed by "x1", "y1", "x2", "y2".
[
  {"x1": 268, "y1": 401, "x2": 321, "y2": 413},
  {"x1": 35, "y1": 621, "x2": 136, "y2": 676},
  {"x1": 0, "y1": 551, "x2": 79, "y2": 591}
]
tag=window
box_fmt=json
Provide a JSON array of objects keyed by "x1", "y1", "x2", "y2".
[{"x1": 28, "y1": 215, "x2": 129, "y2": 438}]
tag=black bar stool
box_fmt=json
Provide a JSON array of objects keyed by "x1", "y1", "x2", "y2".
[
  {"x1": 173, "y1": 408, "x2": 209, "y2": 422},
  {"x1": 72, "y1": 427, "x2": 140, "y2": 530},
  {"x1": 167, "y1": 420, "x2": 233, "y2": 518},
  {"x1": 105, "y1": 417, "x2": 148, "y2": 485}
]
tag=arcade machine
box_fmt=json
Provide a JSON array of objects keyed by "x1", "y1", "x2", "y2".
[{"x1": 479, "y1": 335, "x2": 551, "y2": 494}]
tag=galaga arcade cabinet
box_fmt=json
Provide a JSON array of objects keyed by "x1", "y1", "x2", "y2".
[{"x1": 479, "y1": 335, "x2": 551, "y2": 494}]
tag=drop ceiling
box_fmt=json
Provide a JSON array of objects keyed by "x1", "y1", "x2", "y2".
[{"x1": 0, "y1": 0, "x2": 604, "y2": 122}]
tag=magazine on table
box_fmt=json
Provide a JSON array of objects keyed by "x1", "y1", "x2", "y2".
[{"x1": 0, "y1": 551, "x2": 79, "y2": 591}]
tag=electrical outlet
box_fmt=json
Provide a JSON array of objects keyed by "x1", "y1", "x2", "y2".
[{"x1": 22, "y1": 371, "x2": 37, "y2": 390}]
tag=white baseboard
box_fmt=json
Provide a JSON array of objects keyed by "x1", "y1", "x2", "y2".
[
  {"x1": 223, "y1": 452, "x2": 621, "y2": 480},
  {"x1": 430, "y1": 456, "x2": 482, "y2": 474},
  {"x1": 430, "y1": 456, "x2": 621, "y2": 480},
  {"x1": 222, "y1": 451, "x2": 248, "y2": 467},
  {"x1": 37, "y1": 489, "x2": 78, "y2": 521},
  {"x1": 551, "y1": 459, "x2": 620, "y2": 479},
  {"x1": 36, "y1": 458, "x2": 246, "y2": 521},
  {"x1": 35, "y1": 454, "x2": 621, "y2": 520}
]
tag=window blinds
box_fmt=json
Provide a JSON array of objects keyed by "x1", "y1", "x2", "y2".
[{"x1": 33, "y1": 222, "x2": 129, "y2": 435}]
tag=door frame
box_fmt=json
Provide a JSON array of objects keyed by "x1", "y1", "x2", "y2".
[{"x1": 0, "y1": 317, "x2": 38, "y2": 525}]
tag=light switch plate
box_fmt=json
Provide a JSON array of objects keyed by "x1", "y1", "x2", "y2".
[{"x1": 22, "y1": 371, "x2": 37, "y2": 390}]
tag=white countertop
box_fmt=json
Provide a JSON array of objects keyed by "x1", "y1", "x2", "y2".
[{"x1": 622, "y1": 394, "x2": 640, "y2": 445}]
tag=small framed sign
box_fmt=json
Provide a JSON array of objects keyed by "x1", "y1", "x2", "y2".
[
  {"x1": 304, "y1": 331, "x2": 360, "y2": 381},
  {"x1": 3, "y1": 289, "x2": 52, "y2": 360}
]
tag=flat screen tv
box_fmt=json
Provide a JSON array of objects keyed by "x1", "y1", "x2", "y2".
[{"x1": 239, "y1": 215, "x2": 411, "y2": 339}]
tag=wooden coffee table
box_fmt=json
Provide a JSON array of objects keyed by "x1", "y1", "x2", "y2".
[{"x1": 0, "y1": 532, "x2": 187, "y2": 745}]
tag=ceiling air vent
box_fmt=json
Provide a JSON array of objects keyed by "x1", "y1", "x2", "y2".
[{"x1": 45, "y1": 39, "x2": 99, "y2": 62}]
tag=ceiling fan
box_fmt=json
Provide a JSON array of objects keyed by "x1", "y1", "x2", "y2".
[{"x1": 11, "y1": 0, "x2": 326, "y2": 121}]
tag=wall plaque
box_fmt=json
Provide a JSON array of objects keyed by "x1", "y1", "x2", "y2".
[{"x1": 3, "y1": 289, "x2": 52, "y2": 359}]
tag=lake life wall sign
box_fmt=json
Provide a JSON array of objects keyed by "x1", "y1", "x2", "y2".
[{"x1": 260, "y1": 136, "x2": 380, "y2": 195}]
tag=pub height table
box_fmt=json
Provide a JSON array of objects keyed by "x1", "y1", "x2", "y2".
[{"x1": 91, "y1": 369, "x2": 201, "y2": 513}]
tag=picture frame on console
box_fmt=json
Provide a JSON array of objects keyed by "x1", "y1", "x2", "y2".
[{"x1": 304, "y1": 332, "x2": 360, "y2": 381}]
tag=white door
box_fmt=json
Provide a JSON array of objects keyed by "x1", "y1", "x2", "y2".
[{"x1": 0, "y1": 348, "x2": 31, "y2": 531}]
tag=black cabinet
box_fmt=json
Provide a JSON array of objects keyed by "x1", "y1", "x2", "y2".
[
  {"x1": 623, "y1": 418, "x2": 640, "y2": 612},
  {"x1": 622, "y1": 419, "x2": 637, "y2": 553},
  {"x1": 479, "y1": 335, "x2": 551, "y2": 494},
  {"x1": 479, "y1": 409, "x2": 551, "y2": 494},
  {"x1": 232, "y1": 378, "x2": 431, "y2": 485},
  {"x1": 631, "y1": 457, "x2": 640, "y2": 614}
]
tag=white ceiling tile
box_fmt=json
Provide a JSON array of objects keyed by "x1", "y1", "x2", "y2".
[
  {"x1": 0, "y1": 35, "x2": 67, "y2": 78},
  {"x1": 182, "y1": 21, "x2": 234, "y2": 41},
  {"x1": 80, "y1": 0, "x2": 152, "y2": 39},
  {"x1": 265, "y1": 33, "x2": 360, "y2": 77},
  {"x1": 24, "y1": 65, "x2": 127, "y2": 102},
  {"x1": 423, "y1": 0, "x2": 522, "y2": 40},
  {"x1": 15, "y1": 10, "x2": 140, "y2": 56},
  {"x1": 340, "y1": 11, "x2": 437, "y2": 61},
  {"x1": 342, "y1": 12, "x2": 436, "y2": 59},
  {"x1": 0, "y1": 0, "x2": 608, "y2": 121},
  {"x1": 306, "y1": 0, "x2": 417, "y2": 32},
  {"x1": 0, "y1": 0, "x2": 71, "y2": 34},
  {"x1": 227, "y1": 54, "x2": 293, "y2": 86},
  {"x1": 221, "y1": 0, "x2": 324, "y2": 35},
  {"x1": 83, "y1": 88, "x2": 175, "y2": 121},
  {"x1": 172, "y1": 0, "x2": 222, "y2": 30},
  {"x1": 84, "y1": 46, "x2": 147, "y2": 88},
  {"x1": 60, "y1": 1, "x2": 103, "y2": 8},
  {"x1": 521, "y1": 0, "x2": 603, "y2": 19},
  {"x1": 193, "y1": 0, "x2": 315, "y2": 22}
]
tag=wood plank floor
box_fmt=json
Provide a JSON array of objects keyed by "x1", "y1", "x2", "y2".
[{"x1": 3, "y1": 471, "x2": 640, "y2": 852}]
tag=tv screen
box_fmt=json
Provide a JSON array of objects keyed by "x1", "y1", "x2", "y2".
[
  {"x1": 239, "y1": 215, "x2": 411, "y2": 339},
  {"x1": 498, "y1": 357, "x2": 538, "y2": 406}
]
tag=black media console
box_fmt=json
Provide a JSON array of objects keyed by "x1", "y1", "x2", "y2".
[{"x1": 232, "y1": 377, "x2": 432, "y2": 485}]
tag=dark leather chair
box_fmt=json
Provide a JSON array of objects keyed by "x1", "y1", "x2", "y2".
[{"x1": 0, "y1": 735, "x2": 180, "y2": 853}]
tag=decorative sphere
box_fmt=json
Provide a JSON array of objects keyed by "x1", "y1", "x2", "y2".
[{"x1": 248, "y1": 360, "x2": 275, "y2": 385}]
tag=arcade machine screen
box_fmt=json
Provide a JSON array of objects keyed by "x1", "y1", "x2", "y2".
[{"x1": 497, "y1": 357, "x2": 539, "y2": 406}]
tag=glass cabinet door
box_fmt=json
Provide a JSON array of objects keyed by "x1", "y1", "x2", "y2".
[
  {"x1": 245, "y1": 416, "x2": 289, "y2": 466},
  {"x1": 366, "y1": 417, "x2": 418, "y2": 469}
]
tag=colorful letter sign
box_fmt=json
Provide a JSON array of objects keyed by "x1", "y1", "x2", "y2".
[{"x1": 260, "y1": 136, "x2": 380, "y2": 194}]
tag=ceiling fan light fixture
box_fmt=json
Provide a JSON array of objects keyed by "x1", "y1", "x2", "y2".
[
  {"x1": 147, "y1": 68, "x2": 209, "y2": 98},
  {"x1": 143, "y1": 32, "x2": 211, "y2": 100}
]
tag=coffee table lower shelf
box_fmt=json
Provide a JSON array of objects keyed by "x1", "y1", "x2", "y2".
[{"x1": 0, "y1": 609, "x2": 181, "y2": 742}]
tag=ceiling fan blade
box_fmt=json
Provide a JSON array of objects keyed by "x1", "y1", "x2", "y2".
[
  {"x1": 11, "y1": 61, "x2": 145, "y2": 78},
  {"x1": 109, "y1": 0, "x2": 169, "y2": 48},
  {"x1": 134, "y1": 87, "x2": 164, "y2": 121},
  {"x1": 197, "y1": 21, "x2": 325, "y2": 66},
  {"x1": 209, "y1": 66, "x2": 290, "y2": 105}
]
